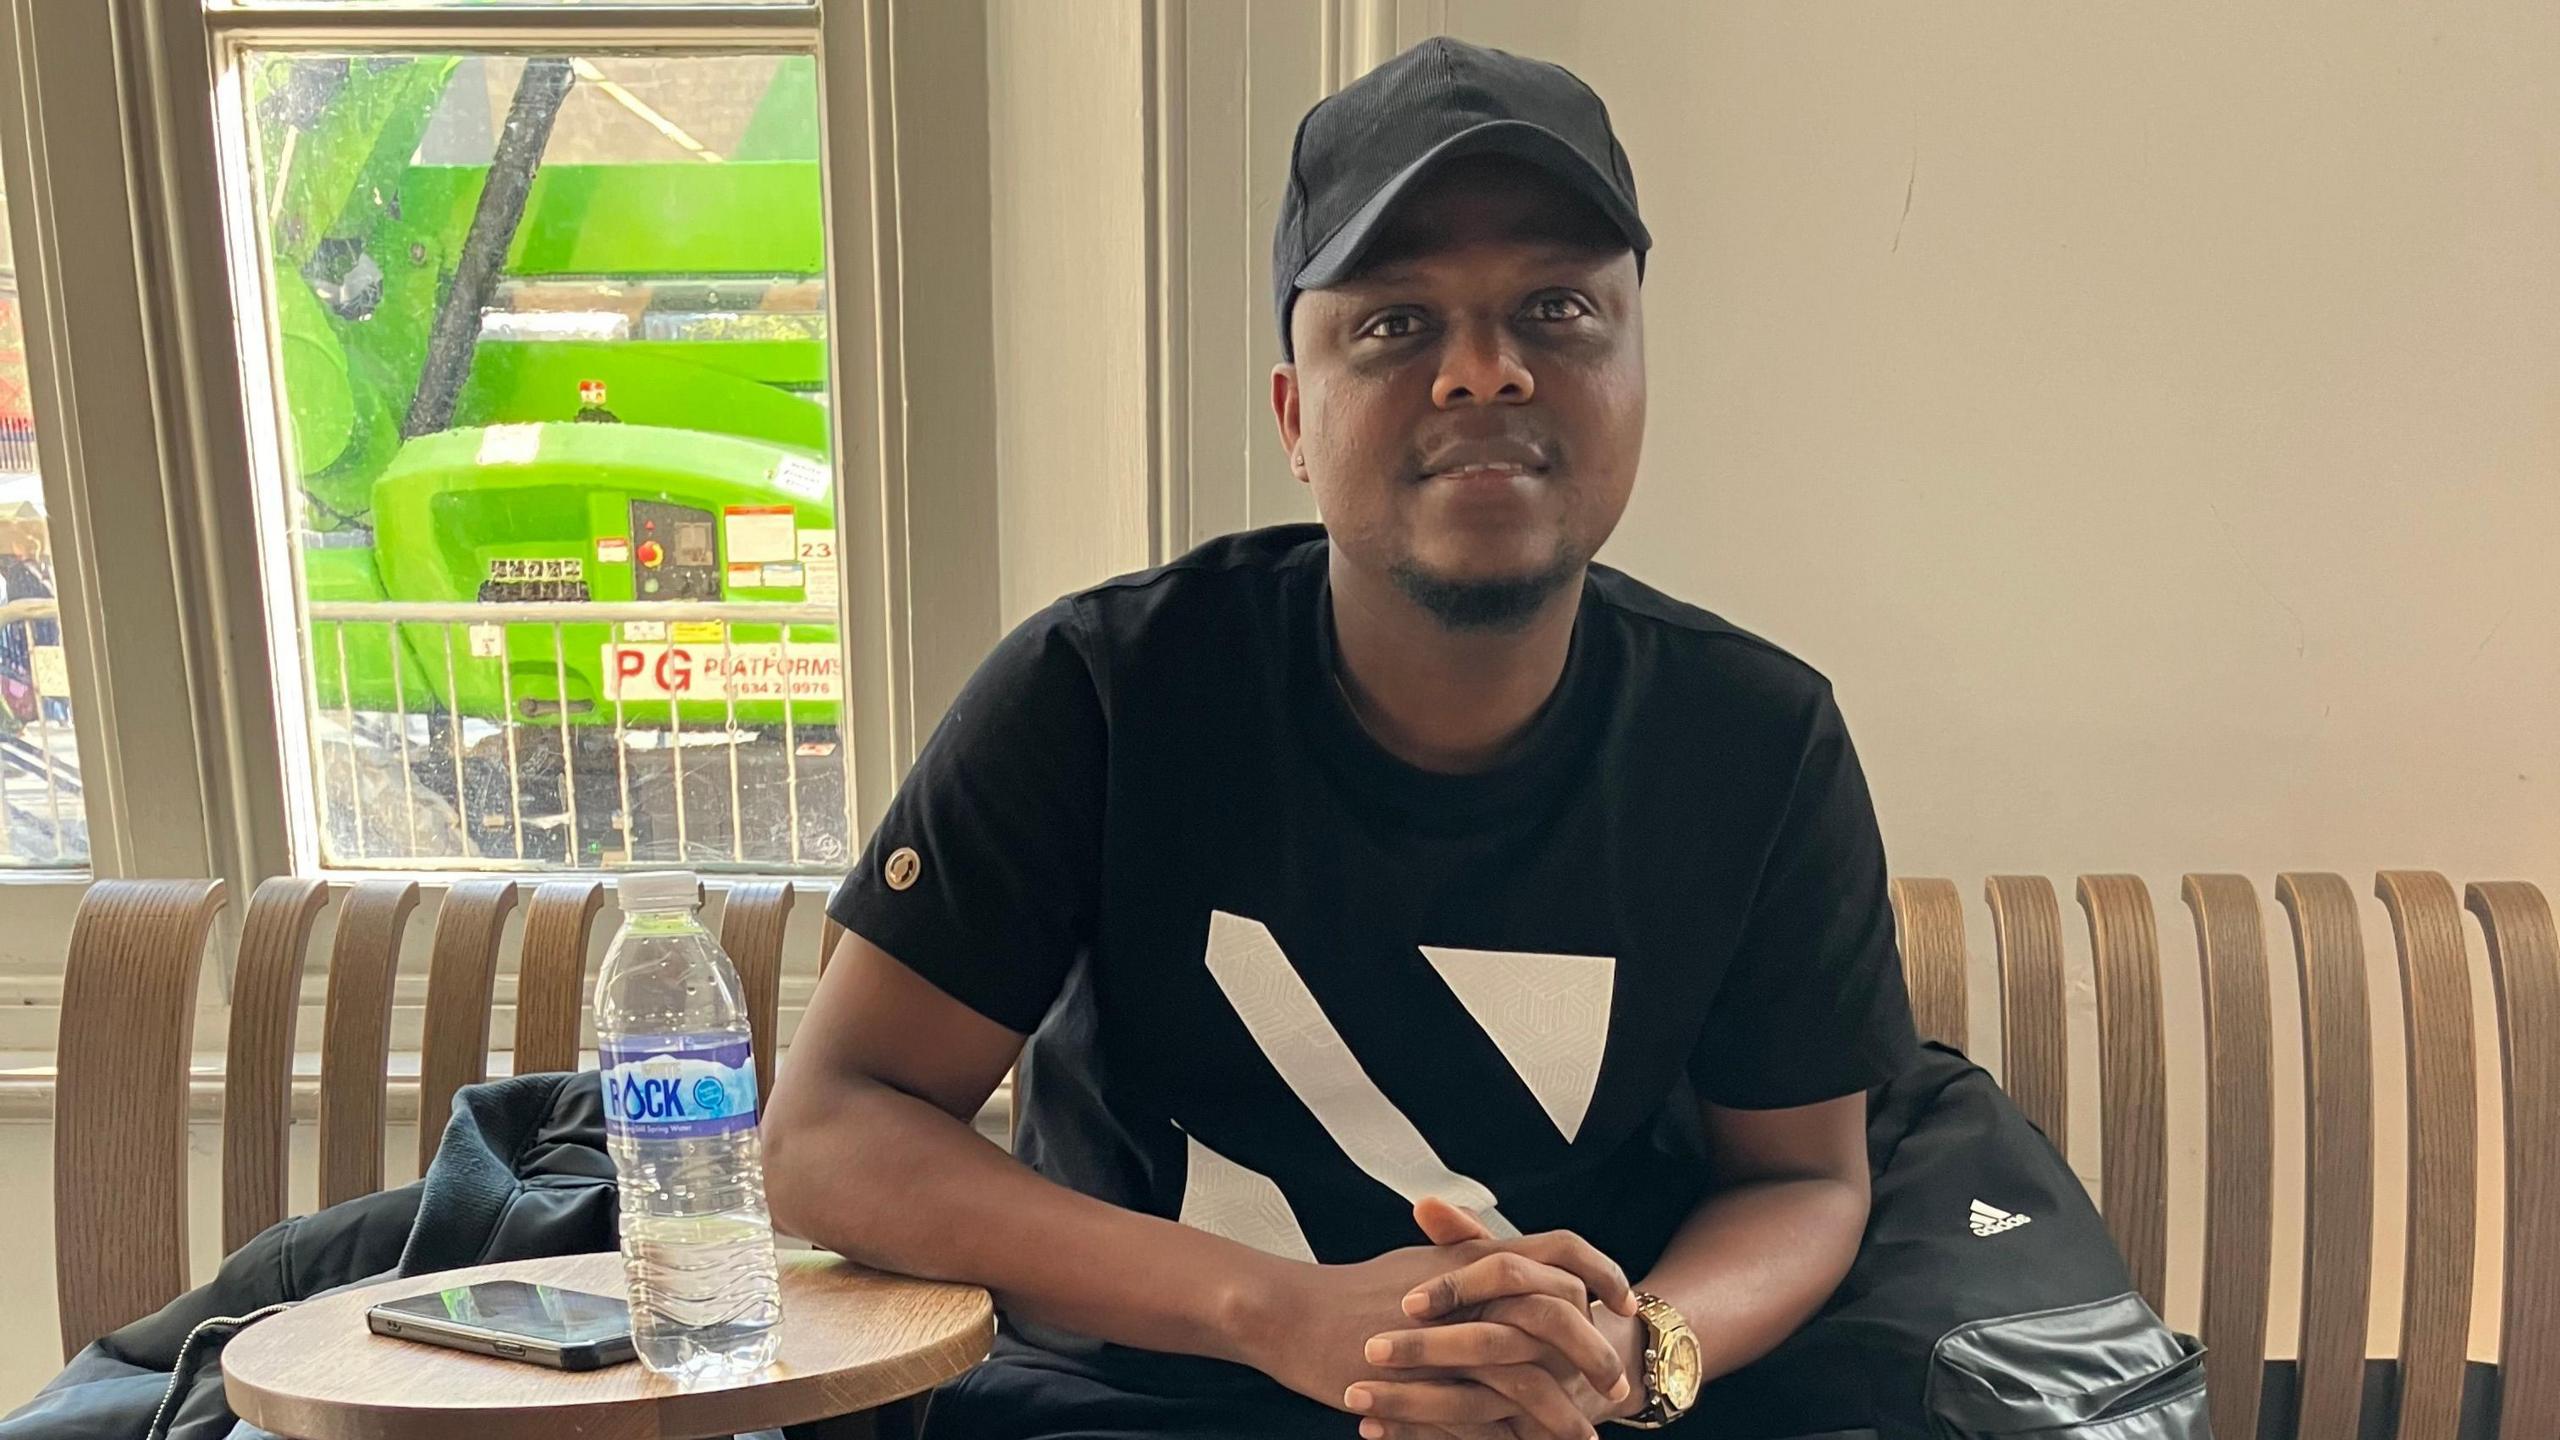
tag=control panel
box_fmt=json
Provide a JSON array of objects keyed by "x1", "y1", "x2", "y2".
[{"x1": 628, "y1": 499, "x2": 720, "y2": 601}]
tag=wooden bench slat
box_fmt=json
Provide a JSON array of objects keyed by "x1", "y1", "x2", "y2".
[
  {"x1": 2464, "y1": 881, "x2": 2560, "y2": 1440},
  {"x1": 54, "y1": 879, "x2": 228, "y2": 1360},
  {"x1": 2078, "y1": 873, "x2": 2170, "y2": 1315},
  {"x1": 1889, "y1": 877, "x2": 1968, "y2": 1051},
  {"x1": 1984, "y1": 875, "x2": 2070, "y2": 1150},
  {"x1": 318, "y1": 881, "x2": 421, "y2": 1208},
  {"x1": 415, "y1": 881, "x2": 521, "y2": 1171},
  {"x1": 2276, "y1": 871, "x2": 2377, "y2": 1440},
  {"x1": 2375, "y1": 871, "x2": 2478, "y2": 1440},
  {"x1": 719, "y1": 882, "x2": 796, "y2": 1103},
  {"x1": 512, "y1": 881, "x2": 607, "y2": 1076},
  {"x1": 2181, "y1": 873, "x2": 2276, "y2": 1440},
  {"x1": 223, "y1": 877, "x2": 329, "y2": 1255}
]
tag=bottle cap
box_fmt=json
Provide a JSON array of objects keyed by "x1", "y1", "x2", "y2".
[{"x1": 616, "y1": 871, "x2": 701, "y2": 913}]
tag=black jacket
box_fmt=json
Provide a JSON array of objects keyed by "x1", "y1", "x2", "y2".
[{"x1": 4, "y1": 1072, "x2": 618, "y2": 1440}]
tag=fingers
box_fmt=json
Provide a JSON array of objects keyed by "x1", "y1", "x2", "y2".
[
  {"x1": 1365, "y1": 1320, "x2": 1552, "y2": 1371},
  {"x1": 1348, "y1": 1368, "x2": 1596, "y2": 1440},
  {"x1": 1349, "y1": 1422, "x2": 1512, "y2": 1440},
  {"x1": 1404, "y1": 1250, "x2": 1586, "y2": 1321},
  {"x1": 1478, "y1": 1294, "x2": 1629, "y2": 1395},
  {"x1": 1345, "y1": 1379, "x2": 1511, "y2": 1427},
  {"x1": 1506, "y1": 1231, "x2": 1637, "y2": 1317},
  {"x1": 1366, "y1": 1308, "x2": 1627, "y2": 1398},
  {"x1": 1474, "y1": 1363, "x2": 1603, "y2": 1440},
  {"x1": 1403, "y1": 1233, "x2": 1636, "y2": 1319},
  {"x1": 1414, "y1": 1195, "x2": 1497, "y2": 1247}
]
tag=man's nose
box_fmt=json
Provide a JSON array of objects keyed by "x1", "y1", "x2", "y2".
[{"x1": 1431, "y1": 321, "x2": 1534, "y2": 409}]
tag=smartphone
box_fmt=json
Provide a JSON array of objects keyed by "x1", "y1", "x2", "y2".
[{"x1": 366, "y1": 1279, "x2": 637, "y2": 1371}]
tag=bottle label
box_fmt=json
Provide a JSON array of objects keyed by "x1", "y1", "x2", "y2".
[{"x1": 599, "y1": 1035, "x2": 759, "y2": 1138}]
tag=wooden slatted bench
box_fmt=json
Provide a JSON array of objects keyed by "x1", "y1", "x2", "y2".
[
  {"x1": 51, "y1": 878, "x2": 799, "y2": 1359},
  {"x1": 51, "y1": 870, "x2": 2560, "y2": 1439},
  {"x1": 1888, "y1": 872, "x2": 2555, "y2": 1440}
]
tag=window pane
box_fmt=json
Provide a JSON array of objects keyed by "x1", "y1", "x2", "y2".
[
  {"x1": 240, "y1": 52, "x2": 850, "y2": 874},
  {"x1": 0, "y1": 175, "x2": 86, "y2": 871}
]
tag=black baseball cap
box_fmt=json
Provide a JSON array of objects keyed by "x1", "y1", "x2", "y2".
[{"x1": 1273, "y1": 37, "x2": 1651, "y2": 358}]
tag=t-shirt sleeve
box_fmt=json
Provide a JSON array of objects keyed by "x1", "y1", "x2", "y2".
[
  {"x1": 1689, "y1": 688, "x2": 1919, "y2": 1109},
  {"x1": 826, "y1": 599, "x2": 1105, "y2": 1035}
]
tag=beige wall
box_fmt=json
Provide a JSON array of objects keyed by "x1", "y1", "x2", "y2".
[{"x1": 1540, "y1": 2, "x2": 2560, "y2": 888}]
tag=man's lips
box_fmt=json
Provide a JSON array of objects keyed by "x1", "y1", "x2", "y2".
[{"x1": 1417, "y1": 440, "x2": 1553, "y2": 484}]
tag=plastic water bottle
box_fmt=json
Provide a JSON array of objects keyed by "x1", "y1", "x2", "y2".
[{"x1": 595, "y1": 871, "x2": 783, "y2": 1377}]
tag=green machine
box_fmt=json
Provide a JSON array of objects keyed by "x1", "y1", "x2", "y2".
[{"x1": 266, "y1": 56, "x2": 843, "y2": 865}]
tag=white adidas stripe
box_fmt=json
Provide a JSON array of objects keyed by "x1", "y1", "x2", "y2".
[{"x1": 1969, "y1": 1197, "x2": 2032, "y2": 1236}]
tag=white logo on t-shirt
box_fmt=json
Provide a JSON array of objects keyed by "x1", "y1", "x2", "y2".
[{"x1": 1179, "y1": 911, "x2": 1616, "y2": 1259}]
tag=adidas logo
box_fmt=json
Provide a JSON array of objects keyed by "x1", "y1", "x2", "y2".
[{"x1": 1970, "y1": 1199, "x2": 2033, "y2": 1237}]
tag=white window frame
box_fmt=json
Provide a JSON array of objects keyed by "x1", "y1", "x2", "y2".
[
  {"x1": 197, "y1": 1, "x2": 910, "y2": 882},
  {"x1": 0, "y1": 0, "x2": 1017, "y2": 1010}
]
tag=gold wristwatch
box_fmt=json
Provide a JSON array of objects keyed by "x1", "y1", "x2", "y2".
[{"x1": 1614, "y1": 1291, "x2": 1701, "y2": 1429}]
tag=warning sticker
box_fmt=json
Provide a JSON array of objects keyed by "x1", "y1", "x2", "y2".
[
  {"x1": 770, "y1": 456, "x2": 830, "y2": 502},
  {"x1": 596, "y1": 537, "x2": 631, "y2": 565},
  {"x1": 622, "y1": 620, "x2": 668, "y2": 642},
  {"x1": 761, "y1": 563, "x2": 804, "y2": 589},
  {"x1": 724, "y1": 505, "x2": 795, "y2": 565},
  {"x1": 672, "y1": 621, "x2": 725, "y2": 644},
  {"x1": 468, "y1": 624, "x2": 504, "y2": 658},
  {"x1": 606, "y1": 641, "x2": 843, "y2": 703},
  {"x1": 31, "y1": 647, "x2": 68, "y2": 699},
  {"x1": 726, "y1": 563, "x2": 761, "y2": 589},
  {"x1": 487, "y1": 557, "x2": 583, "y2": 582},
  {"x1": 798, "y1": 530, "x2": 839, "y2": 606}
]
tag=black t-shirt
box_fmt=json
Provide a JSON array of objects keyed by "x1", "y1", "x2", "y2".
[{"x1": 828, "y1": 523, "x2": 1915, "y2": 1336}]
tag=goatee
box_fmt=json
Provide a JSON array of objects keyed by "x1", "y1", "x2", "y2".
[{"x1": 1388, "y1": 547, "x2": 1582, "y2": 633}]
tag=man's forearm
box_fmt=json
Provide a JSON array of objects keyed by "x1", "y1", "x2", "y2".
[
  {"x1": 764, "y1": 1077, "x2": 1291, "y2": 1365},
  {"x1": 1631, "y1": 1174, "x2": 1868, "y2": 1382}
]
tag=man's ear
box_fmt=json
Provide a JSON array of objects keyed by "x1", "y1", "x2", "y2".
[{"x1": 1271, "y1": 364, "x2": 1309, "y2": 483}]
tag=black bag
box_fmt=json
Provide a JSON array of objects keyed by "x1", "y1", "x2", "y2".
[{"x1": 1697, "y1": 1044, "x2": 2210, "y2": 1439}]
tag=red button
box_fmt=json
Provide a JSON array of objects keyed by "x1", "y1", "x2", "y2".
[{"x1": 637, "y1": 540, "x2": 664, "y2": 567}]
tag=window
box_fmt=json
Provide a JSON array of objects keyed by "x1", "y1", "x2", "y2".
[
  {"x1": 0, "y1": 173, "x2": 84, "y2": 871},
  {"x1": 215, "y1": 30, "x2": 858, "y2": 874}
]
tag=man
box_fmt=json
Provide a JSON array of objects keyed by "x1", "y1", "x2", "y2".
[{"x1": 766, "y1": 38, "x2": 1917, "y2": 1439}]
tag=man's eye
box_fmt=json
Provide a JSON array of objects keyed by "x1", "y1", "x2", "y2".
[
  {"x1": 1526, "y1": 294, "x2": 1591, "y2": 323},
  {"x1": 1360, "y1": 312, "x2": 1422, "y2": 340}
]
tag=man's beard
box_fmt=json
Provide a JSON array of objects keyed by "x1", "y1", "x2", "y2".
[{"x1": 1388, "y1": 542, "x2": 1582, "y2": 633}]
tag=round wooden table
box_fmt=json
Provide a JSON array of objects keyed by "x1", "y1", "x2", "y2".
[{"x1": 222, "y1": 1251, "x2": 994, "y2": 1440}]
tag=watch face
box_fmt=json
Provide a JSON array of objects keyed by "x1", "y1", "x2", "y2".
[{"x1": 1661, "y1": 1329, "x2": 1704, "y2": 1407}]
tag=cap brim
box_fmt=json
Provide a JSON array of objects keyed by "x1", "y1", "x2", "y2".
[{"x1": 1292, "y1": 119, "x2": 1651, "y2": 291}]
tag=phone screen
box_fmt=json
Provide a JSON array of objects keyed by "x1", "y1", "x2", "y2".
[{"x1": 372, "y1": 1281, "x2": 632, "y2": 1346}]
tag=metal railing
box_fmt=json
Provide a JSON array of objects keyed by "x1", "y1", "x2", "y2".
[
  {"x1": 303, "y1": 598, "x2": 851, "y2": 874},
  {"x1": 0, "y1": 596, "x2": 85, "y2": 869}
]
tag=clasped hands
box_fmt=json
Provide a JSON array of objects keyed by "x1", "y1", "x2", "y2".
[{"x1": 1253, "y1": 1196, "x2": 1649, "y2": 1440}]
